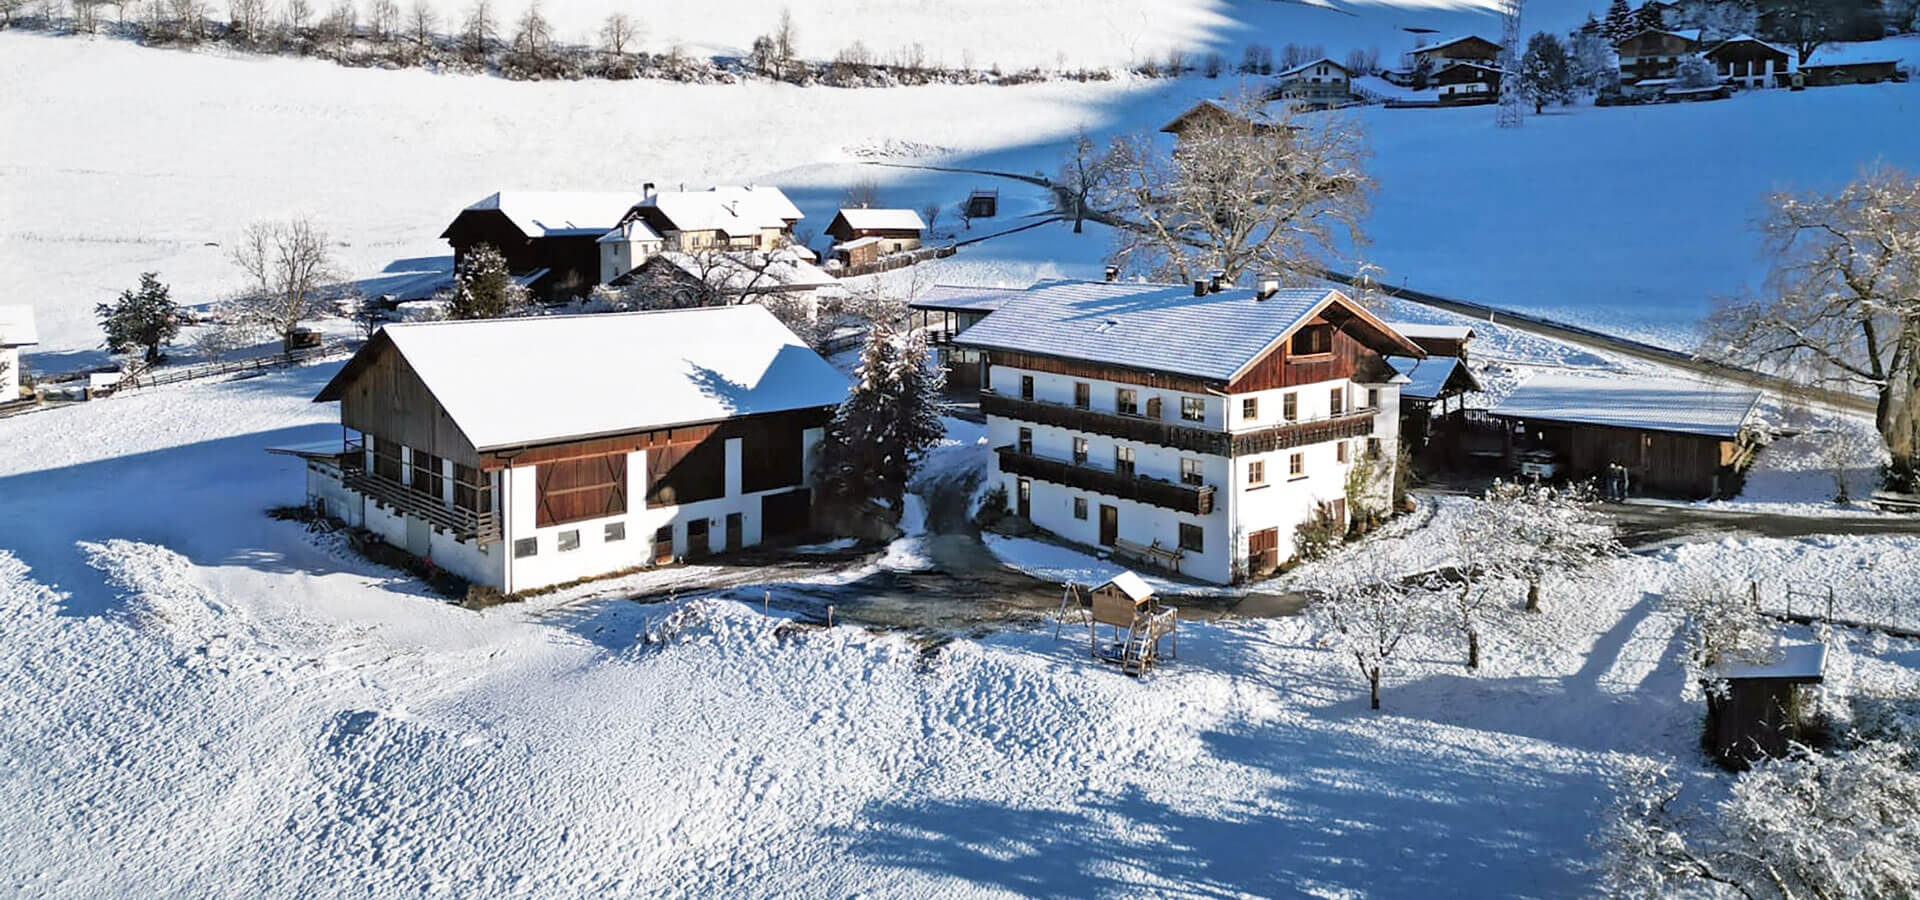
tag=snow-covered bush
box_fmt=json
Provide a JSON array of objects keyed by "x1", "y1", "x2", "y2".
[
  {"x1": 1666, "y1": 568, "x2": 1774, "y2": 691},
  {"x1": 1598, "y1": 743, "x2": 1920, "y2": 899}
]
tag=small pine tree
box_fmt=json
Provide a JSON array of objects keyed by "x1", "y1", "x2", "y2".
[
  {"x1": 1633, "y1": 1, "x2": 1665, "y2": 31},
  {"x1": 96, "y1": 272, "x2": 180, "y2": 364},
  {"x1": 1517, "y1": 32, "x2": 1575, "y2": 113},
  {"x1": 817, "y1": 326, "x2": 945, "y2": 516},
  {"x1": 446, "y1": 244, "x2": 528, "y2": 320}
]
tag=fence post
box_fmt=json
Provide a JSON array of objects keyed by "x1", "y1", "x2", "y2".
[{"x1": 1827, "y1": 585, "x2": 1835, "y2": 625}]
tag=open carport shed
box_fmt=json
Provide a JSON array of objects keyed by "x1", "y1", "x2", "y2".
[{"x1": 1487, "y1": 373, "x2": 1762, "y2": 499}]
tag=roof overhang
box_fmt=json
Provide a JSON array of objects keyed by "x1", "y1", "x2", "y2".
[{"x1": 1222, "y1": 289, "x2": 1426, "y2": 385}]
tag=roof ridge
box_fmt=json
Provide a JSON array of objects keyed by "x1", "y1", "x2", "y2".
[{"x1": 384, "y1": 305, "x2": 762, "y2": 331}]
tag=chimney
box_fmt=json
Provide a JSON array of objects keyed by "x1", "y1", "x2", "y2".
[
  {"x1": 1256, "y1": 274, "x2": 1281, "y2": 300},
  {"x1": 1192, "y1": 279, "x2": 1208, "y2": 297},
  {"x1": 643, "y1": 182, "x2": 656, "y2": 202},
  {"x1": 1208, "y1": 270, "x2": 1229, "y2": 293},
  {"x1": 1103, "y1": 265, "x2": 1119, "y2": 282}
]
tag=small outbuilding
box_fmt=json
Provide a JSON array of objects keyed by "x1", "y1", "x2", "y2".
[
  {"x1": 1704, "y1": 642, "x2": 1826, "y2": 769},
  {"x1": 1383, "y1": 321, "x2": 1475, "y2": 360},
  {"x1": 0, "y1": 305, "x2": 38, "y2": 400},
  {"x1": 966, "y1": 189, "x2": 998, "y2": 220},
  {"x1": 823, "y1": 208, "x2": 927, "y2": 255},
  {"x1": 1793, "y1": 59, "x2": 1905, "y2": 87},
  {"x1": 1159, "y1": 99, "x2": 1284, "y2": 140},
  {"x1": 1387, "y1": 355, "x2": 1480, "y2": 449},
  {"x1": 906, "y1": 284, "x2": 1023, "y2": 395},
  {"x1": 1703, "y1": 35, "x2": 1792, "y2": 89},
  {"x1": 1486, "y1": 372, "x2": 1762, "y2": 499}
]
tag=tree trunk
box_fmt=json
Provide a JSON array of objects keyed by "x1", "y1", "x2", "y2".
[
  {"x1": 1368, "y1": 667, "x2": 1381, "y2": 710},
  {"x1": 1525, "y1": 577, "x2": 1541, "y2": 613},
  {"x1": 1073, "y1": 207, "x2": 1084, "y2": 234},
  {"x1": 1467, "y1": 628, "x2": 1480, "y2": 670}
]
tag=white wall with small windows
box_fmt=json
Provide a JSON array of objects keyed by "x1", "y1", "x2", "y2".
[{"x1": 999, "y1": 469, "x2": 1233, "y2": 584}]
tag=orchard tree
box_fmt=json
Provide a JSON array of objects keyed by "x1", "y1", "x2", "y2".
[
  {"x1": 1307, "y1": 566, "x2": 1439, "y2": 710},
  {"x1": 1664, "y1": 569, "x2": 1773, "y2": 683},
  {"x1": 1098, "y1": 91, "x2": 1370, "y2": 285},
  {"x1": 231, "y1": 216, "x2": 339, "y2": 351},
  {"x1": 1703, "y1": 166, "x2": 1920, "y2": 490},
  {"x1": 1479, "y1": 480, "x2": 1620, "y2": 613},
  {"x1": 96, "y1": 272, "x2": 180, "y2": 364},
  {"x1": 1517, "y1": 32, "x2": 1575, "y2": 112},
  {"x1": 445, "y1": 244, "x2": 528, "y2": 319},
  {"x1": 817, "y1": 326, "x2": 945, "y2": 516}
]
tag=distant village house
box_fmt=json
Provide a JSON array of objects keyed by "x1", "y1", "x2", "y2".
[
  {"x1": 824, "y1": 208, "x2": 928, "y2": 263},
  {"x1": 0, "y1": 305, "x2": 37, "y2": 401},
  {"x1": 1274, "y1": 57, "x2": 1354, "y2": 109}
]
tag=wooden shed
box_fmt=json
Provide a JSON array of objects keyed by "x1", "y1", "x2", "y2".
[
  {"x1": 1486, "y1": 373, "x2": 1762, "y2": 500},
  {"x1": 1796, "y1": 59, "x2": 1905, "y2": 87},
  {"x1": 1704, "y1": 643, "x2": 1826, "y2": 769}
]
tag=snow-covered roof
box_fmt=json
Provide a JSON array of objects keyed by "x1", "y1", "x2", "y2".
[
  {"x1": 1487, "y1": 372, "x2": 1761, "y2": 439},
  {"x1": 833, "y1": 236, "x2": 883, "y2": 250},
  {"x1": 908, "y1": 283, "x2": 1025, "y2": 314},
  {"x1": 596, "y1": 219, "x2": 663, "y2": 245},
  {"x1": 1384, "y1": 321, "x2": 1474, "y2": 342},
  {"x1": 316, "y1": 306, "x2": 849, "y2": 452},
  {"x1": 1100, "y1": 571, "x2": 1154, "y2": 602},
  {"x1": 1618, "y1": 27, "x2": 1703, "y2": 46},
  {"x1": 0, "y1": 305, "x2": 37, "y2": 347},
  {"x1": 1412, "y1": 35, "x2": 1500, "y2": 55},
  {"x1": 1277, "y1": 57, "x2": 1347, "y2": 78},
  {"x1": 832, "y1": 208, "x2": 927, "y2": 232},
  {"x1": 1801, "y1": 45, "x2": 1902, "y2": 67},
  {"x1": 454, "y1": 191, "x2": 642, "y2": 238},
  {"x1": 1160, "y1": 99, "x2": 1282, "y2": 133},
  {"x1": 1713, "y1": 642, "x2": 1826, "y2": 682},
  {"x1": 265, "y1": 439, "x2": 348, "y2": 460},
  {"x1": 952, "y1": 279, "x2": 1423, "y2": 383},
  {"x1": 641, "y1": 185, "x2": 802, "y2": 235},
  {"x1": 1704, "y1": 35, "x2": 1792, "y2": 58},
  {"x1": 1385, "y1": 356, "x2": 1477, "y2": 401}
]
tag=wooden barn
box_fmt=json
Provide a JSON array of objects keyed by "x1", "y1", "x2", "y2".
[
  {"x1": 297, "y1": 305, "x2": 848, "y2": 595},
  {"x1": 1704, "y1": 643, "x2": 1826, "y2": 769},
  {"x1": 1487, "y1": 373, "x2": 1762, "y2": 499},
  {"x1": 441, "y1": 191, "x2": 641, "y2": 301},
  {"x1": 1383, "y1": 321, "x2": 1474, "y2": 360},
  {"x1": 1794, "y1": 59, "x2": 1905, "y2": 87},
  {"x1": 1159, "y1": 99, "x2": 1284, "y2": 141}
]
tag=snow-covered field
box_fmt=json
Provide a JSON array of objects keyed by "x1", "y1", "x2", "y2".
[{"x1": 3, "y1": 361, "x2": 1916, "y2": 894}]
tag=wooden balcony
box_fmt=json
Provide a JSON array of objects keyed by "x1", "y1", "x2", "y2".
[
  {"x1": 343, "y1": 462, "x2": 501, "y2": 547},
  {"x1": 996, "y1": 446, "x2": 1216, "y2": 515},
  {"x1": 1231, "y1": 411, "x2": 1376, "y2": 456},
  {"x1": 980, "y1": 392, "x2": 1230, "y2": 455}
]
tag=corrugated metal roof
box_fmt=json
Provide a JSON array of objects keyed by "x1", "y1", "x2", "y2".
[
  {"x1": 909, "y1": 284, "x2": 1024, "y2": 313},
  {"x1": 1384, "y1": 321, "x2": 1474, "y2": 342},
  {"x1": 1487, "y1": 372, "x2": 1761, "y2": 438},
  {"x1": 951, "y1": 279, "x2": 1338, "y2": 383}
]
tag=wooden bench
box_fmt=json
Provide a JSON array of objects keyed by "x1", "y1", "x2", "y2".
[{"x1": 1110, "y1": 537, "x2": 1183, "y2": 574}]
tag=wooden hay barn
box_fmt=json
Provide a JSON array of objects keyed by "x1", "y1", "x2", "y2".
[{"x1": 1486, "y1": 373, "x2": 1762, "y2": 499}]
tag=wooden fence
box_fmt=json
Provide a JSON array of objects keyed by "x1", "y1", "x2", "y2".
[
  {"x1": 833, "y1": 244, "x2": 958, "y2": 278},
  {"x1": 111, "y1": 340, "x2": 357, "y2": 394},
  {"x1": 1755, "y1": 579, "x2": 1920, "y2": 639}
]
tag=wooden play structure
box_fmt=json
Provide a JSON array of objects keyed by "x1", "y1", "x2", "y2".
[{"x1": 1057, "y1": 571, "x2": 1178, "y2": 674}]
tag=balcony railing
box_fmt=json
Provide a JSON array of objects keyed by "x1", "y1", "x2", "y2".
[
  {"x1": 981, "y1": 392, "x2": 1230, "y2": 455},
  {"x1": 996, "y1": 445, "x2": 1215, "y2": 515},
  {"x1": 1231, "y1": 410, "x2": 1376, "y2": 456},
  {"x1": 342, "y1": 456, "x2": 501, "y2": 546}
]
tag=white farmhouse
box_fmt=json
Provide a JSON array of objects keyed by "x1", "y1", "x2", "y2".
[
  {"x1": 0, "y1": 305, "x2": 37, "y2": 400},
  {"x1": 955, "y1": 278, "x2": 1424, "y2": 584},
  {"x1": 287, "y1": 305, "x2": 847, "y2": 595}
]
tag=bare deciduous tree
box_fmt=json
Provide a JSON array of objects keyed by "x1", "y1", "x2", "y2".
[
  {"x1": 459, "y1": 0, "x2": 493, "y2": 61},
  {"x1": 842, "y1": 177, "x2": 880, "y2": 210},
  {"x1": 406, "y1": 0, "x2": 433, "y2": 49},
  {"x1": 231, "y1": 217, "x2": 340, "y2": 352},
  {"x1": 226, "y1": 0, "x2": 266, "y2": 45},
  {"x1": 1097, "y1": 91, "x2": 1371, "y2": 285},
  {"x1": 367, "y1": 0, "x2": 397, "y2": 43},
  {"x1": 1705, "y1": 165, "x2": 1920, "y2": 489},
  {"x1": 1057, "y1": 125, "x2": 1116, "y2": 234},
  {"x1": 508, "y1": 0, "x2": 550, "y2": 64},
  {"x1": 918, "y1": 202, "x2": 941, "y2": 234},
  {"x1": 598, "y1": 10, "x2": 634, "y2": 55}
]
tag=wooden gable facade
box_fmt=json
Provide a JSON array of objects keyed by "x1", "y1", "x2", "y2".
[
  {"x1": 1412, "y1": 36, "x2": 1501, "y2": 65},
  {"x1": 322, "y1": 332, "x2": 481, "y2": 467},
  {"x1": 440, "y1": 208, "x2": 601, "y2": 301}
]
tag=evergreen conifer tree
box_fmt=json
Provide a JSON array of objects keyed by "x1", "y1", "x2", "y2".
[
  {"x1": 1518, "y1": 32, "x2": 1575, "y2": 112},
  {"x1": 446, "y1": 244, "x2": 529, "y2": 320},
  {"x1": 818, "y1": 327, "x2": 945, "y2": 516},
  {"x1": 95, "y1": 272, "x2": 181, "y2": 364},
  {"x1": 1603, "y1": 0, "x2": 1637, "y2": 42}
]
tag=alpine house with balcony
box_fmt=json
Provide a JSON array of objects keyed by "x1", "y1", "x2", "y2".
[
  {"x1": 953, "y1": 278, "x2": 1424, "y2": 584},
  {"x1": 290, "y1": 305, "x2": 848, "y2": 595}
]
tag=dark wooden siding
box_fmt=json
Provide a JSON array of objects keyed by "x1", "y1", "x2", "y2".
[
  {"x1": 1511, "y1": 418, "x2": 1739, "y2": 499},
  {"x1": 535, "y1": 453, "x2": 628, "y2": 527},
  {"x1": 442, "y1": 209, "x2": 602, "y2": 300},
  {"x1": 340, "y1": 342, "x2": 480, "y2": 467},
  {"x1": 1227, "y1": 316, "x2": 1373, "y2": 393},
  {"x1": 647, "y1": 438, "x2": 725, "y2": 508}
]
